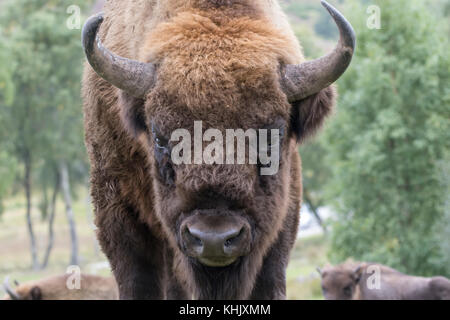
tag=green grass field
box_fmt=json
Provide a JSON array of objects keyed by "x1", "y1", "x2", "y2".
[{"x1": 0, "y1": 189, "x2": 328, "y2": 300}]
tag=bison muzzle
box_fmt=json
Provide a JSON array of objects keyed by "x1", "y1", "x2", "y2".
[{"x1": 181, "y1": 211, "x2": 251, "y2": 267}]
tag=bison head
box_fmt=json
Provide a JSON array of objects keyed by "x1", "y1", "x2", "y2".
[
  {"x1": 82, "y1": 1, "x2": 354, "y2": 298},
  {"x1": 3, "y1": 277, "x2": 42, "y2": 300},
  {"x1": 318, "y1": 264, "x2": 363, "y2": 300}
]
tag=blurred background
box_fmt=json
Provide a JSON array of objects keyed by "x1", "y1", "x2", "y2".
[{"x1": 0, "y1": 0, "x2": 448, "y2": 299}]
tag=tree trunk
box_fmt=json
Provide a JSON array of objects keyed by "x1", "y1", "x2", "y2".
[
  {"x1": 24, "y1": 153, "x2": 39, "y2": 270},
  {"x1": 303, "y1": 188, "x2": 327, "y2": 234},
  {"x1": 40, "y1": 184, "x2": 49, "y2": 219},
  {"x1": 60, "y1": 161, "x2": 79, "y2": 266},
  {"x1": 41, "y1": 171, "x2": 60, "y2": 269}
]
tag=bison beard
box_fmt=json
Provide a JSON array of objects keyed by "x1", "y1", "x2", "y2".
[
  {"x1": 82, "y1": 0, "x2": 354, "y2": 300},
  {"x1": 190, "y1": 258, "x2": 249, "y2": 300}
]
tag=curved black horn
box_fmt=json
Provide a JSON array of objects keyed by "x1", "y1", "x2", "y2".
[
  {"x1": 3, "y1": 277, "x2": 21, "y2": 300},
  {"x1": 281, "y1": 0, "x2": 356, "y2": 102},
  {"x1": 82, "y1": 13, "x2": 157, "y2": 99}
]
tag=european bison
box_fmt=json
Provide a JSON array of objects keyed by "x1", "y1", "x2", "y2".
[
  {"x1": 81, "y1": 0, "x2": 355, "y2": 299},
  {"x1": 318, "y1": 262, "x2": 450, "y2": 300},
  {"x1": 3, "y1": 274, "x2": 118, "y2": 300}
]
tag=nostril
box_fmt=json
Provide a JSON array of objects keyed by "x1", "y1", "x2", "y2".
[
  {"x1": 185, "y1": 227, "x2": 203, "y2": 247},
  {"x1": 224, "y1": 227, "x2": 244, "y2": 247}
]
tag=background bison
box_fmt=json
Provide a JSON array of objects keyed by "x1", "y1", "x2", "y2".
[
  {"x1": 81, "y1": 0, "x2": 354, "y2": 299},
  {"x1": 3, "y1": 274, "x2": 118, "y2": 300},
  {"x1": 318, "y1": 262, "x2": 450, "y2": 300}
]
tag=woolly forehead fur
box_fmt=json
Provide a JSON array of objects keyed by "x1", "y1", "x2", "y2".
[{"x1": 139, "y1": 4, "x2": 304, "y2": 120}]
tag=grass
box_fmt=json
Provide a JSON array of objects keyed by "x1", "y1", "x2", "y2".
[
  {"x1": 287, "y1": 235, "x2": 329, "y2": 300},
  {"x1": 0, "y1": 188, "x2": 111, "y2": 297},
  {"x1": 0, "y1": 188, "x2": 329, "y2": 300}
]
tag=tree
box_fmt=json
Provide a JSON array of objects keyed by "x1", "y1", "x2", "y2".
[
  {"x1": 0, "y1": 0, "x2": 93, "y2": 268},
  {"x1": 39, "y1": 163, "x2": 60, "y2": 269},
  {"x1": 0, "y1": 34, "x2": 16, "y2": 216},
  {"x1": 300, "y1": 135, "x2": 333, "y2": 233},
  {"x1": 435, "y1": 150, "x2": 450, "y2": 276},
  {"x1": 326, "y1": 0, "x2": 450, "y2": 276}
]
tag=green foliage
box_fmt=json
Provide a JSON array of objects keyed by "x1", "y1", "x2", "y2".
[
  {"x1": 292, "y1": 25, "x2": 321, "y2": 59},
  {"x1": 0, "y1": 38, "x2": 15, "y2": 106},
  {"x1": 434, "y1": 153, "x2": 450, "y2": 276},
  {"x1": 301, "y1": 135, "x2": 332, "y2": 208},
  {"x1": 0, "y1": 0, "x2": 92, "y2": 200},
  {"x1": 299, "y1": 133, "x2": 334, "y2": 230},
  {"x1": 326, "y1": 0, "x2": 450, "y2": 276},
  {"x1": 0, "y1": 151, "x2": 17, "y2": 215},
  {"x1": 314, "y1": 8, "x2": 338, "y2": 40},
  {"x1": 0, "y1": 16, "x2": 17, "y2": 214},
  {"x1": 282, "y1": 0, "x2": 319, "y2": 19}
]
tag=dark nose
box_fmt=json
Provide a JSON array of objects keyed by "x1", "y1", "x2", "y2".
[{"x1": 181, "y1": 216, "x2": 251, "y2": 267}]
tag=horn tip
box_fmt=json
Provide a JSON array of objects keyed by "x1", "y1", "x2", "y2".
[
  {"x1": 321, "y1": 0, "x2": 356, "y2": 50},
  {"x1": 320, "y1": 0, "x2": 333, "y2": 11},
  {"x1": 3, "y1": 276, "x2": 21, "y2": 300},
  {"x1": 81, "y1": 12, "x2": 105, "y2": 52},
  {"x1": 321, "y1": 0, "x2": 338, "y2": 15}
]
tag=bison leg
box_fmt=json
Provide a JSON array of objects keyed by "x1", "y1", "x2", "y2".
[
  {"x1": 164, "y1": 249, "x2": 190, "y2": 300},
  {"x1": 166, "y1": 275, "x2": 190, "y2": 300},
  {"x1": 95, "y1": 204, "x2": 166, "y2": 300},
  {"x1": 250, "y1": 205, "x2": 299, "y2": 300}
]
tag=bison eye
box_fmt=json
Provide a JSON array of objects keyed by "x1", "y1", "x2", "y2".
[
  {"x1": 151, "y1": 123, "x2": 169, "y2": 149},
  {"x1": 155, "y1": 136, "x2": 168, "y2": 149},
  {"x1": 151, "y1": 123, "x2": 175, "y2": 185},
  {"x1": 343, "y1": 285, "x2": 352, "y2": 297}
]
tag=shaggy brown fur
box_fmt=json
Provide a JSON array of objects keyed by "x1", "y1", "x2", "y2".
[
  {"x1": 82, "y1": 0, "x2": 336, "y2": 300},
  {"x1": 3, "y1": 274, "x2": 118, "y2": 300},
  {"x1": 319, "y1": 262, "x2": 450, "y2": 300}
]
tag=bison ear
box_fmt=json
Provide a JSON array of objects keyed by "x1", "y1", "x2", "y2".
[
  {"x1": 290, "y1": 85, "x2": 337, "y2": 143},
  {"x1": 352, "y1": 265, "x2": 363, "y2": 284},
  {"x1": 119, "y1": 91, "x2": 148, "y2": 138},
  {"x1": 30, "y1": 286, "x2": 42, "y2": 300}
]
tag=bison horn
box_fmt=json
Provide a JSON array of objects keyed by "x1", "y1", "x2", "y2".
[
  {"x1": 316, "y1": 267, "x2": 323, "y2": 276},
  {"x1": 281, "y1": 1, "x2": 356, "y2": 102},
  {"x1": 82, "y1": 13, "x2": 157, "y2": 99},
  {"x1": 3, "y1": 277, "x2": 22, "y2": 300}
]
